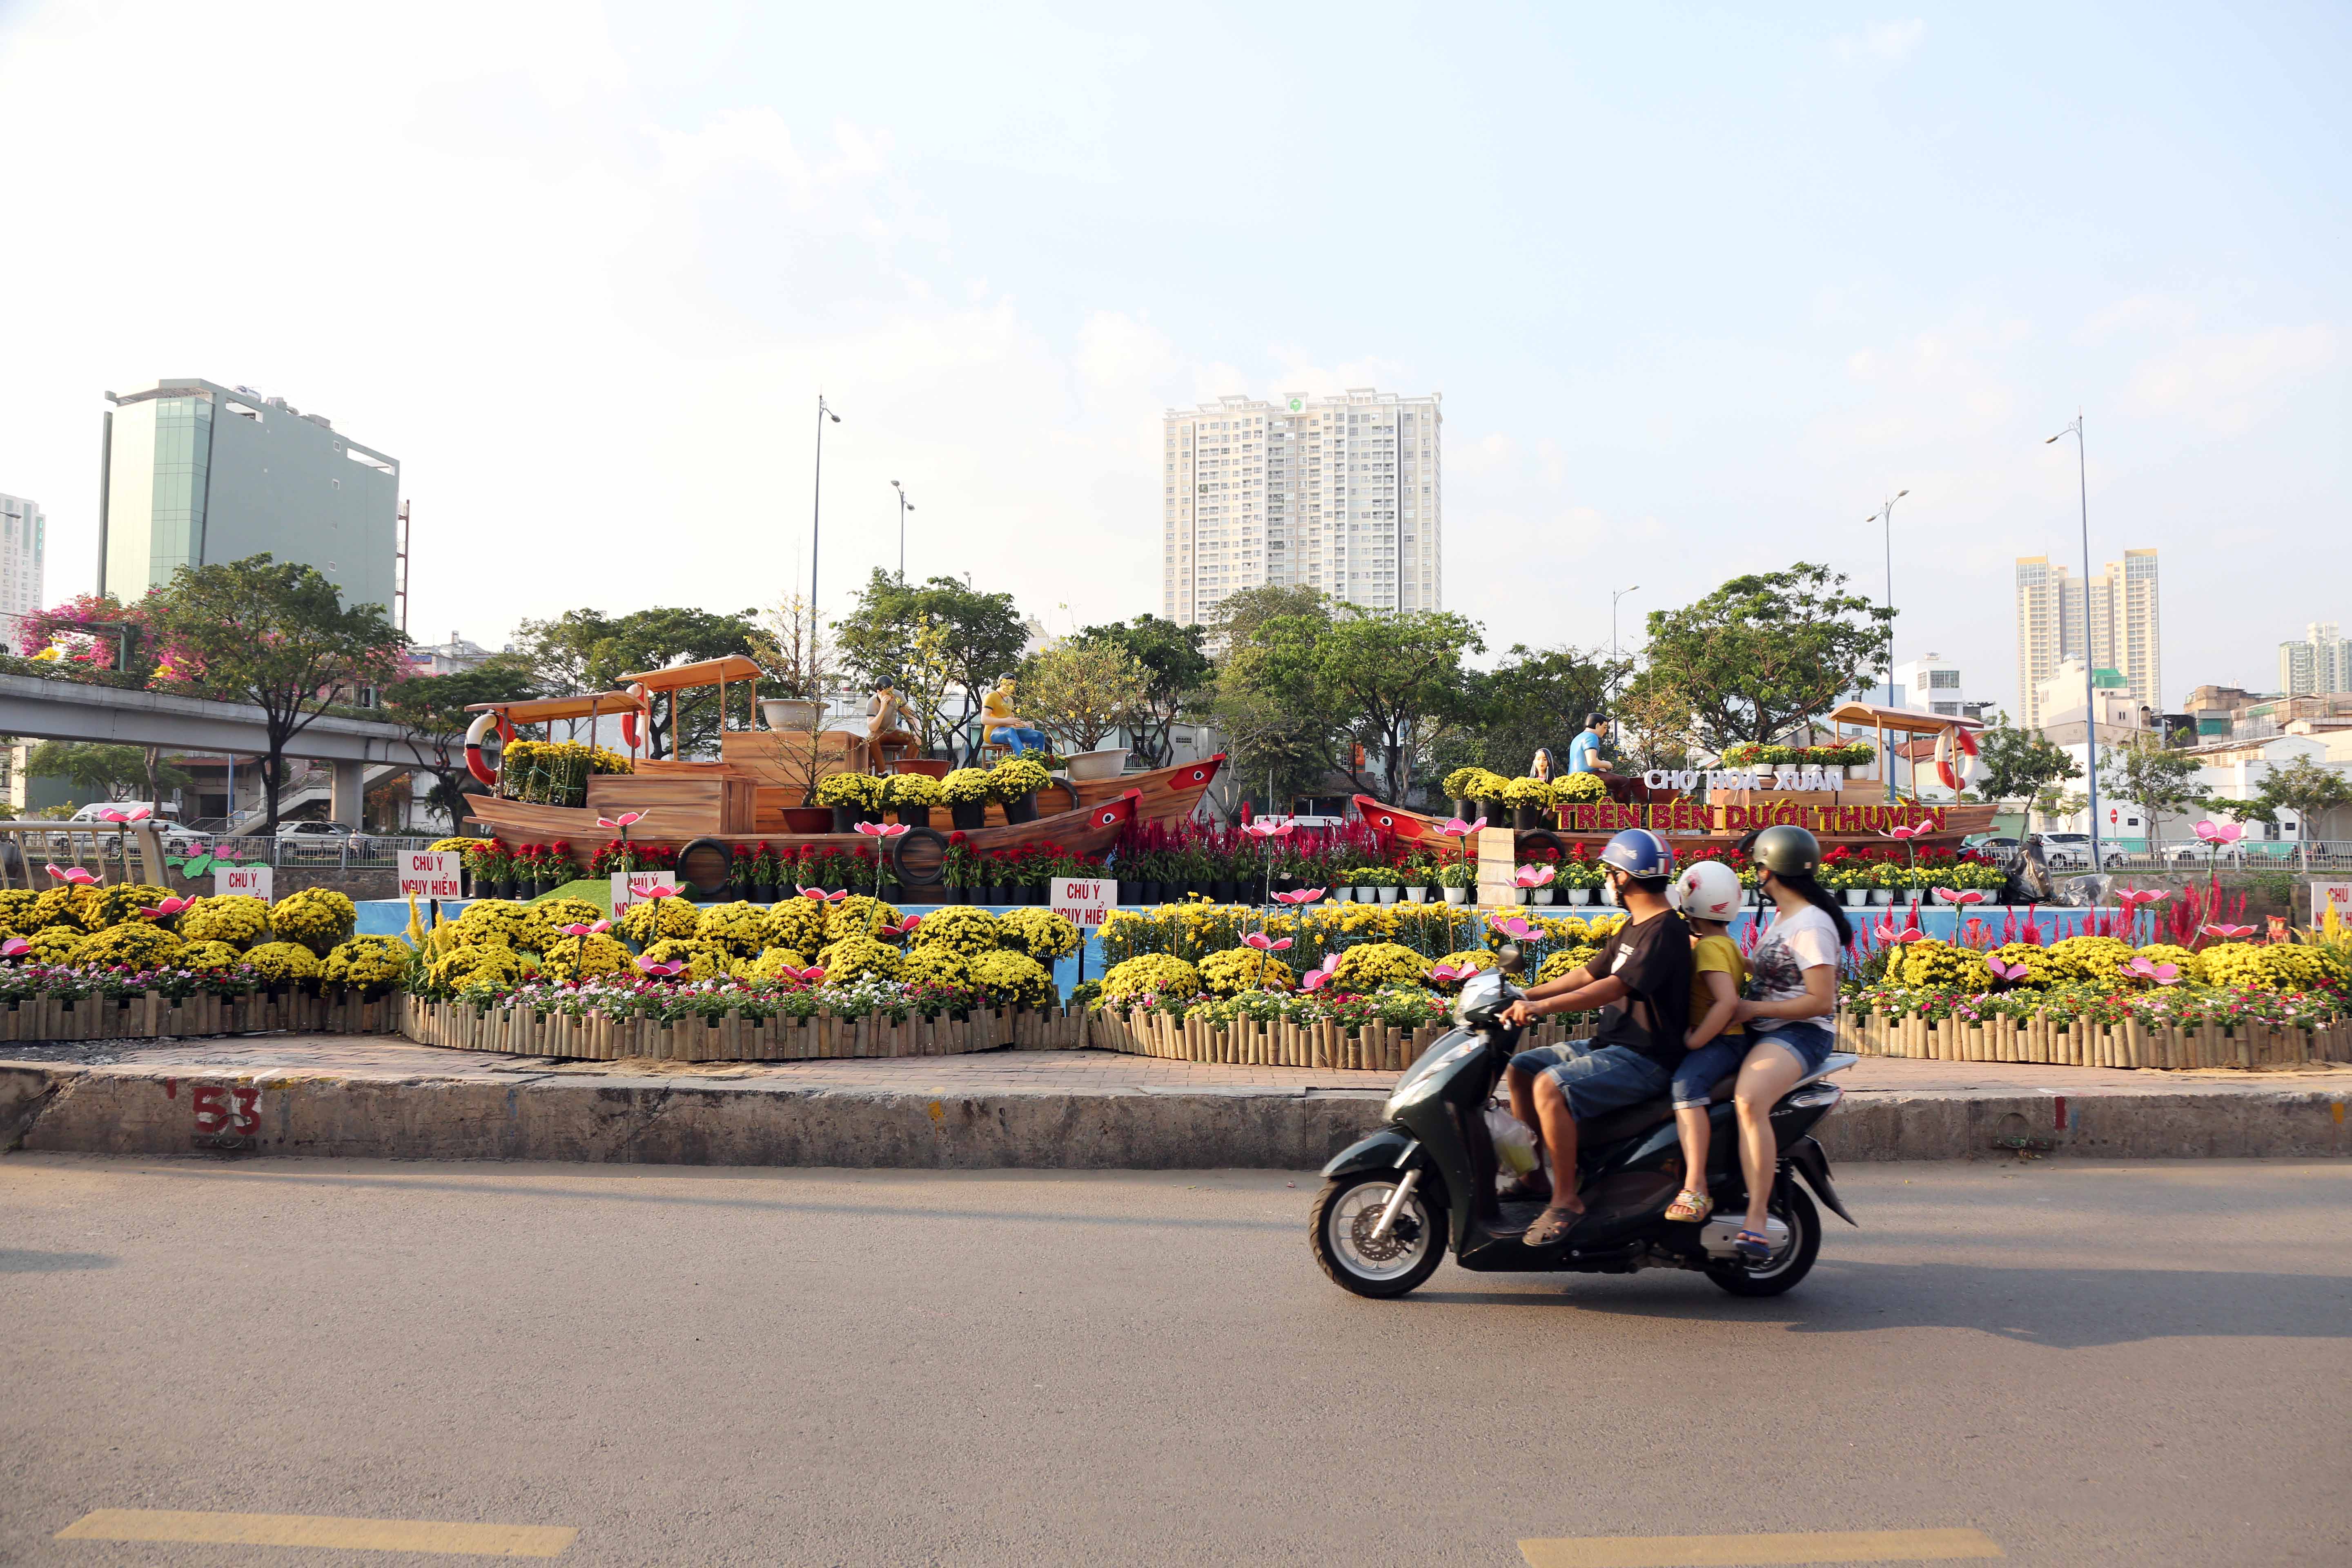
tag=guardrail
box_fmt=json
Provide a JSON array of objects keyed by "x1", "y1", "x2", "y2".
[{"x1": 1985, "y1": 840, "x2": 2352, "y2": 873}]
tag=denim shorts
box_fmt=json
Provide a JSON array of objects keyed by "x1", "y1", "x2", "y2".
[
  {"x1": 1512, "y1": 1043, "x2": 1672, "y2": 1120},
  {"x1": 1745, "y1": 1020, "x2": 1837, "y2": 1077},
  {"x1": 1671, "y1": 1035, "x2": 1754, "y2": 1109}
]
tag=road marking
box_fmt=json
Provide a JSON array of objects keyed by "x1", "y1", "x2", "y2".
[
  {"x1": 57, "y1": 1509, "x2": 576, "y2": 1557},
  {"x1": 1520, "y1": 1527, "x2": 2003, "y2": 1568}
]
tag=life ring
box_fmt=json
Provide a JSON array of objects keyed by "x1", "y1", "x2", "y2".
[
  {"x1": 464, "y1": 713, "x2": 504, "y2": 786},
  {"x1": 619, "y1": 683, "x2": 648, "y2": 750},
  {"x1": 1934, "y1": 726, "x2": 1980, "y2": 792}
]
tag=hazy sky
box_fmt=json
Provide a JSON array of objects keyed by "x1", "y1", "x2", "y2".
[{"x1": 1, "y1": 1, "x2": 2343, "y2": 710}]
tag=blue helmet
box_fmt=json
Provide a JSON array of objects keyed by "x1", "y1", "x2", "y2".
[{"x1": 1599, "y1": 827, "x2": 1676, "y2": 880}]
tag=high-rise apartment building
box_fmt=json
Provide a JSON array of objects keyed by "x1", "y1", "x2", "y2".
[
  {"x1": 2013, "y1": 548, "x2": 2160, "y2": 730},
  {"x1": 2278, "y1": 621, "x2": 2350, "y2": 695},
  {"x1": 0, "y1": 492, "x2": 45, "y2": 649},
  {"x1": 99, "y1": 379, "x2": 400, "y2": 612},
  {"x1": 1162, "y1": 388, "x2": 1440, "y2": 626}
]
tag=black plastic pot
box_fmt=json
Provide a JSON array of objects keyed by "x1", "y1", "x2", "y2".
[
  {"x1": 831, "y1": 805, "x2": 860, "y2": 833},
  {"x1": 752, "y1": 883, "x2": 777, "y2": 905},
  {"x1": 1213, "y1": 879, "x2": 1237, "y2": 902},
  {"x1": 1138, "y1": 880, "x2": 1161, "y2": 905},
  {"x1": 894, "y1": 805, "x2": 932, "y2": 830},
  {"x1": 1452, "y1": 798, "x2": 1474, "y2": 822},
  {"x1": 1479, "y1": 798, "x2": 1507, "y2": 825},
  {"x1": 982, "y1": 884, "x2": 1005, "y2": 905},
  {"x1": 492, "y1": 880, "x2": 516, "y2": 900},
  {"x1": 1002, "y1": 793, "x2": 1039, "y2": 825},
  {"x1": 1512, "y1": 804, "x2": 1545, "y2": 831},
  {"x1": 949, "y1": 800, "x2": 988, "y2": 831}
]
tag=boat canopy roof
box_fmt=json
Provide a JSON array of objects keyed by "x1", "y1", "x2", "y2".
[
  {"x1": 621, "y1": 656, "x2": 763, "y2": 692},
  {"x1": 464, "y1": 690, "x2": 647, "y2": 724},
  {"x1": 1824, "y1": 701, "x2": 1984, "y2": 737}
]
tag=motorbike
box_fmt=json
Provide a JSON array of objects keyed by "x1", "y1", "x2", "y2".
[{"x1": 1309, "y1": 954, "x2": 1857, "y2": 1299}]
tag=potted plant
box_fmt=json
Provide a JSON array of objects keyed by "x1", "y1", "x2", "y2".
[
  {"x1": 937, "y1": 840, "x2": 972, "y2": 904},
  {"x1": 742, "y1": 842, "x2": 780, "y2": 904},
  {"x1": 1501, "y1": 776, "x2": 1552, "y2": 832},
  {"x1": 1438, "y1": 859, "x2": 1476, "y2": 905},
  {"x1": 1355, "y1": 865, "x2": 1400, "y2": 904},
  {"x1": 1401, "y1": 850, "x2": 1434, "y2": 904},
  {"x1": 990, "y1": 755, "x2": 1051, "y2": 824},
  {"x1": 1443, "y1": 766, "x2": 1488, "y2": 822},
  {"x1": 882, "y1": 771, "x2": 941, "y2": 829},
  {"x1": 1869, "y1": 860, "x2": 1900, "y2": 905},
  {"x1": 940, "y1": 768, "x2": 993, "y2": 830},
  {"x1": 817, "y1": 771, "x2": 884, "y2": 833}
]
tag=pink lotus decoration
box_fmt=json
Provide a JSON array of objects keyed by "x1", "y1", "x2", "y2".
[
  {"x1": 0, "y1": 938, "x2": 29, "y2": 959},
  {"x1": 44, "y1": 864, "x2": 97, "y2": 886},
  {"x1": 2203, "y1": 923, "x2": 2258, "y2": 941},
  {"x1": 797, "y1": 886, "x2": 849, "y2": 903},
  {"x1": 2125, "y1": 956, "x2": 2181, "y2": 985},
  {"x1": 1242, "y1": 820, "x2": 1295, "y2": 840},
  {"x1": 1299, "y1": 954, "x2": 1343, "y2": 993},
  {"x1": 1427, "y1": 961, "x2": 1479, "y2": 984},
  {"x1": 1434, "y1": 816, "x2": 1487, "y2": 839},
  {"x1": 2113, "y1": 888, "x2": 2170, "y2": 909},
  {"x1": 1242, "y1": 932, "x2": 1293, "y2": 953},
  {"x1": 1933, "y1": 888, "x2": 1986, "y2": 906},
  {"x1": 2194, "y1": 820, "x2": 2245, "y2": 846},
  {"x1": 637, "y1": 884, "x2": 679, "y2": 900},
  {"x1": 1514, "y1": 864, "x2": 1556, "y2": 888},
  {"x1": 1987, "y1": 956, "x2": 2032, "y2": 982},
  {"x1": 138, "y1": 897, "x2": 195, "y2": 919},
  {"x1": 1873, "y1": 920, "x2": 1925, "y2": 944},
  {"x1": 789, "y1": 966, "x2": 828, "y2": 984},
  {"x1": 1272, "y1": 887, "x2": 1325, "y2": 906},
  {"x1": 854, "y1": 821, "x2": 910, "y2": 840},
  {"x1": 595, "y1": 812, "x2": 646, "y2": 832},
  {"x1": 95, "y1": 806, "x2": 151, "y2": 822},
  {"x1": 558, "y1": 921, "x2": 613, "y2": 937},
  {"x1": 635, "y1": 958, "x2": 687, "y2": 977},
  {"x1": 1881, "y1": 823, "x2": 1927, "y2": 842},
  {"x1": 877, "y1": 917, "x2": 922, "y2": 938},
  {"x1": 1491, "y1": 915, "x2": 1540, "y2": 943}
]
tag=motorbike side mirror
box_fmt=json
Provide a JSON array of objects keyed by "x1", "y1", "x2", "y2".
[{"x1": 1495, "y1": 942, "x2": 1525, "y2": 976}]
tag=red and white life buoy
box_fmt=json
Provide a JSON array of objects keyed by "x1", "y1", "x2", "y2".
[
  {"x1": 464, "y1": 712, "x2": 505, "y2": 787},
  {"x1": 619, "y1": 683, "x2": 648, "y2": 751},
  {"x1": 1934, "y1": 725, "x2": 1980, "y2": 791}
]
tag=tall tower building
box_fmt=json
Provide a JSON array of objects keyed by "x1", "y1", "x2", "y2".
[
  {"x1": 1162, "y1": 388, "x2": 1440, "y2": 626},
  {"x1": 2280, "y1": 621, "x2": 2352, "y2": 695},
  {"x1": 2015, "y1": 549, "x2": 2160, "y2": 730},
  {"x1": 99, "y1": 379, "x2": 400, "y2": 612},
  {"x1": 0, "y1": 492, "x2": 45, "y2": 649}
]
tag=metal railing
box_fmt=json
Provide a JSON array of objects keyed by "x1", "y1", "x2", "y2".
[{"x1": 1988, "y1": 840, "x2": 2352, "y2": 873}]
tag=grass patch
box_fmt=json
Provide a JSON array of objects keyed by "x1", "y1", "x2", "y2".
[{"x1": 533, "y1": 878, "x2": 615, "y2": 915}]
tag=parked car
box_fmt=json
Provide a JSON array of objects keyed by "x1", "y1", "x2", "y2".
[
  {"x1": 60, "y1": 801, "x2": 183, "y2": 855},
  {"x1": 2031, "y1": 831, "x2": 2127, "y2": 869},
  {"x1": 275, "y1": 820, "x2": 372, "y2": 851},
  {"x1": 1963, "y1": 834, "x2": 2020, "y2": 854}
]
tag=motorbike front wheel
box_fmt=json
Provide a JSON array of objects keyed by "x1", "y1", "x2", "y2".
[
  {"x1": 1310, "y1": 1171, "x2": 1447, "y2": 1298},
  {"x1": 1704, "y1": 1183, "x2": 1820, "y2": 1297}
]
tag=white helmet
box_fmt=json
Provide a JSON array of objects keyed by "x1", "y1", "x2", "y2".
[{"x1": 1673, "y1": 860, "x2": 1743, "y2": 922}]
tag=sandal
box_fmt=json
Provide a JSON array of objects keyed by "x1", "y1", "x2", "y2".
[
  {"x1": 1733, "y1": 1227, "x2": 1773, "y2": 1261},
  {"x1": 1522, "y1": 1205, "x2": 1583, "y2": 1247},
  {"x1": 1664, "y1": 1189, "x2": 1712, "y2": 1223}
]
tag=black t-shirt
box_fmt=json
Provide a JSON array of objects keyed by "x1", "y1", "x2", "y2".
[{"x1": 1586, "y1": 909, "x2": 1694, "y2": 1069}]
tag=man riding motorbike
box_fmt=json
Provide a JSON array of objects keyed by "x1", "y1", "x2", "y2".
[{"x1": 1499, "y1": 828, "x2": 1692, "y2": 1247}]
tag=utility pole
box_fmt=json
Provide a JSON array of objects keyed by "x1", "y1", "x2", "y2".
[
  {"x1": 811, "y1": 395, "x2": 840, "y2": 619},
  {"x1": 2047, "y1": 414, "x2": 2101, "y2": 869},
  {"x1": 1865, "y1": 490, "x2": 1909, "y2": 802}
]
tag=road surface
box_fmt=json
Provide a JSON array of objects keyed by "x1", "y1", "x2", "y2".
[{"x1": 4, "y1": 1154, "x2": 2348, "y2": 1566}]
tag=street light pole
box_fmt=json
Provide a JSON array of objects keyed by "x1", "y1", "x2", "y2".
[
  {"x1": 811, "y1": 395, "x2": 840, "y2": 619},
  {"x1": 891, "y1": 479, "x2": 913, "y2": 580},
  {"x1": 1610, "y1": 585, "x2": 1639, "y2": 708},
  {"x1": 2047, "y1": 414, "x2": 2101, "y2": 869},
  {"x1": 1864, "y1": 490, "x2": 1909, "y2": 802}
]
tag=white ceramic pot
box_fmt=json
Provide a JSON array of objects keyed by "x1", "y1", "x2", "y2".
[
  {"x1": 1355, "y1": 886, "x2": 1380, "y2": 902},
  {"x1": 1330, "y1": 886, "x2": 1351, "y2": 902},
  {"x1": 1377, "y1": 886, "x2": 1399, "y2": 904},
  {"x1": 1843, "y1": 889, "x2": 1867, "y2": 907},
  {"x1": 761, "y1": 698, "x2": 822, "y2": 731},
  {"x1": 1443, "y1": 887, "x2": 1469, "y2": 905},
  {"x1": 1064, "y1": 748, "x2": 1129, "y2": 783},
  {"x1": 1533, "y1": 888, "x2": 1556, "y2": 905},
  {"x1": 1871, "y1": 889, "x2": 1894, "y2": 905},
  {"x1": 1568, "y1": 888, "x2": 1592, "y2": 905},
  {"x1": 1404, "y1": 886, "x2": 1429, "y2": 903}
]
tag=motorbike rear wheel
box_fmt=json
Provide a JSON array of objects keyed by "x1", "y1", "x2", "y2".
[
  {"x1": 1704, "y1": 1183, "x2": 1820, "y2": 1297},
  {"x1": 1310, "y1": 1171, "x2": 1447, "y2": 1298}
]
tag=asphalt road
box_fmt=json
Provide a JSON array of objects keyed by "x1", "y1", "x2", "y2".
[{"x1": 3, "y1": 1154, "x2": 2348, "y2": 1568}]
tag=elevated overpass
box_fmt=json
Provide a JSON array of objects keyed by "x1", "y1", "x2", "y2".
[{"x1": 0, "y1": 673, "x2": 418, "y2": 827}]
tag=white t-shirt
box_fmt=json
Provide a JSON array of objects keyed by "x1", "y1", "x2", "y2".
[{"x1": 1746, "y1": 904, "x2": 1842, "y2": 1032}]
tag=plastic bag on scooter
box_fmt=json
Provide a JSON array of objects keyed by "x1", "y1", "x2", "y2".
[{"x1": 1486, "y1": 1103, "x2": 1539, "y2": 1178}]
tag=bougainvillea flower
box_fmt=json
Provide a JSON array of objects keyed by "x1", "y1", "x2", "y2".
[
  {"x1": 2112, "y1": 888, "x2": 2170, "y2": 909},
  {"x1": 635, "y1": 958, "x2": 687, "y2": 977},
  {"x1": 797, "y1": 886, "x2": 849, "y2": 903},
  {"x1": 2125, "y1": 956, "x2": 2181, "y2": 985},
  {"x1": 1987, "y1": 957, "x2": 2030, "y2": 982},
  {"x1": 1435, "y1": 817, "x2": 1487, "y2": 838},
  {"x1": 1271, "y1": 887, "x2": 1325, "y2": 906},
  {"x1": 1491, "y1": 916, "x2": 1540, "y2": 942},
  {"x1": 854, "y1": 821, "x2": 911, "y2": 840},
  {"x1": 1932, "y1": 888, "x2": 1986, "y2": 905},
  {"x1": 2193, "y1": 820, "x2": 2245, "y2": 846},
  {"x1": 44, "y1": 864, "x2": 97, "y2": 886},
  {"x1": 1299, "y1": 955, "x2": 1343, "y2": 992},
  {"x1": 1514, "y1": 864, "x2": 1556, "y2": 888},
  {"x1": 595, "y1": 812, "x2": 646, "y2": 831},
  {"x1": 0, "y1": 938, "x2": 28, "y2": 959},
  {"x1": 138, "y1": 897, "x2": 195, "y2": 919},
  {"x1": 1241, "y1": 819, "x2": 1295, "y2": 839},
  {"x1": 1241, "y1": 932, "x2": 1293, "y2": 952},
  {"x1": 2203, "y1": 923, "x2": 2258, "y2": 940}
]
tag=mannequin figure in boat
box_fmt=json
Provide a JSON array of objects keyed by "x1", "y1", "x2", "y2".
[
  {"x1": 980, "y1": 679, "x2": 1051, "y2": 757},
  {"x1": 866, "y1": 677, "x2": 922, "y2": 768}
]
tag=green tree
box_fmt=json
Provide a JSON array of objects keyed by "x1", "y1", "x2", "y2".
[
  {"x1": 1071, "y1": 615, "x2": 1213, "y2": 767},
  {"x1": 513, "y1": 606, "x2": 759, "y2": 759},
  {"x1": 1429, "y1": 644, "x2": 1615, "y2": 782},
  {"x1": 381, "y1": 656, "x2": 543, "y2": 828},
  {"x1": 2253, "y1": 755, "x2": 2352, "y2": 869},
  {"x1": 1628, "y1": 563, "x2": 1893, "y2": 750},
  {"x1": 1205, "y1": 587, "x2": 1343, "y2": 808},
  {"x1": 2101, "y1": 733, "x2": 2208, "y2": 845},
  {"x1": 1975, "y1": 711, "x2": 2081, "y2": 808},
  {"x1": 144, "y1": 555, "x2": 408, "y2": 830},
  {"x1": 25, "y1": 742, "x2": 190, "y2": 804},
  {"x1": 832, "y1": 571, "x2": 1028, "y2": 763},
  {"x1": 1242, "y1": 606, "x2": 1484, "y2": 803},
  {"x1": 1018, "y1": 640, "x2": 1149, "y2": 754}
]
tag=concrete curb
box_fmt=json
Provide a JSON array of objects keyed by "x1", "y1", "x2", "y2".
[{"x1": 5, "y1": 1061, "x2": 2348, "y2": 1167}]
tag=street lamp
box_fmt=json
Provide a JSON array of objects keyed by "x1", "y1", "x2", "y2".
[
  {"x1": 891, "y1": 479, "x2": 914, "y2": 580},
  {"x1": 1610, "y1": 585, "x2": 1639, "y2": 707},
  {"x1": 1865, "y1": 490, "x2": 1909, "y2": 802},
  {"x1": 2047, "y1": 414, "x2": 2101, "y2": 869},
  {"x1": 810, "y1": 395, "x2": 841, "y2": 617}
]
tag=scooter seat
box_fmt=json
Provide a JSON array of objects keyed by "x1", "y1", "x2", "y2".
[{"x1": 1575, "y1": 1072, "x2": 1739, "y2": 1149}]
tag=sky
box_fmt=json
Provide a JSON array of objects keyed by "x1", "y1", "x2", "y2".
[{"x1": 0, "y1": 0, "x2": 2344, "y2": 712}]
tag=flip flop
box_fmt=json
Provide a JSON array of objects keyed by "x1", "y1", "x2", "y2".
[
  {"x1": 1523, "y1": 1205, "x2": 1582, "y2": 1247},
  {"x1": 1733, "y1": 1228, "x2": 1773, "y2": 1261}
]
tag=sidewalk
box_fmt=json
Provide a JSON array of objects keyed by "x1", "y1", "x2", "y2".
[{"x1": 5, "y1": 1036, "x2": 2349, "y2": 1168}]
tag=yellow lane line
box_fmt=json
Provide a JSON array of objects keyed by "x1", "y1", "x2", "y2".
[
  {"x1": 1521, "y1": 1527, "x2": 2004, "y2": 1568},
  {"x1": 57, "y1": 1508, "x2": 576, "y2": 1557}
]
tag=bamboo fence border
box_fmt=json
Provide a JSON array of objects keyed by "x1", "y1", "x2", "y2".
[
  {"x1": 1083, "y1": 1007, "x2": 1589, "y2": 1073},
  {"x1": 401, "y1": 996, "x2": 1086, "y2": 1062},
  {"x1": 1840, "y1": 1009, "x2": 2352, "y2": 1069},
  {"x1": 0, "y1": 989, "x2": 400, "y2": 1044}
]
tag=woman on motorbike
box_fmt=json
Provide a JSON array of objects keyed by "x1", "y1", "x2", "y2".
[{"x1": 1725, "y1": 825, "x2": 1850, "y2": 1261}]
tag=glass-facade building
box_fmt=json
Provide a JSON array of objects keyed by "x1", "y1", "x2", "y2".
[{"x1": 100, "y1": 379, "x2": 398, "y2": 612}]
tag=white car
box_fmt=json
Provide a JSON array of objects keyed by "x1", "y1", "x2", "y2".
[
  {"x1": 276, "y1": 820, "x2": 372, "y2": 850},
  {"x1": 2031, "y1": 832, "x2": 2128, "y2": 869}
]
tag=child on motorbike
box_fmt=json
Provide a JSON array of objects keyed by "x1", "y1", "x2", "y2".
[{"x1": 1662, "y1": 860, "x2": 1749, "y2": 1225}]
